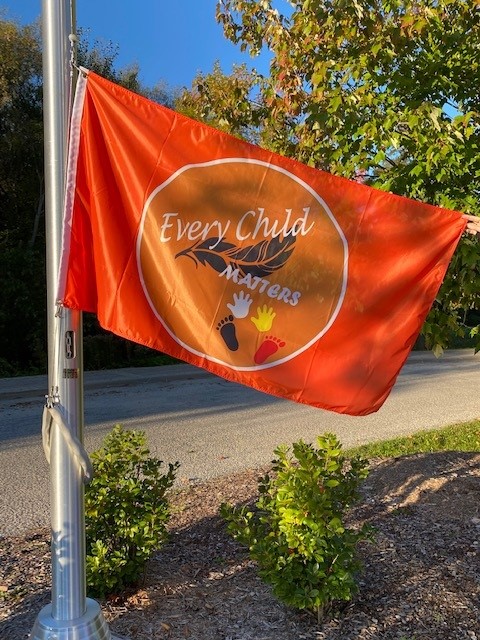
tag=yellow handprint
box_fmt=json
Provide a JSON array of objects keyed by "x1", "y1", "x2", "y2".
[{"x1": 251, "y1": 305, "x2": 276, "y2": 332}]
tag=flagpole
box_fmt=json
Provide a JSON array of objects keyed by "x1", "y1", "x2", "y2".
[{"x1": 31, "y1": 1, "x2": 119, "y2": 638}]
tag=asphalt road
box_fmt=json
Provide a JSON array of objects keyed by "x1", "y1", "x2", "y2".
[{"x1": 1, "y1": 349, "x2": 479, "y2": 536}]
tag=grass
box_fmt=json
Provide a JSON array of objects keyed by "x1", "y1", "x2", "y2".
[{"x1": 345, "y1": 418, "x2": 480, "y2": 459}]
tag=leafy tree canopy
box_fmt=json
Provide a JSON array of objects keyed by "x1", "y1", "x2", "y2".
[
  {"x1": 0, "y1": 16, "x2": 176, "y2": 374},
  {"x1": 1, "y1": 5, "x2": 478, "y2": 376},
  {"x1": 211, "y1": 0, "x2": 480, "y2": 352},
  {"x1": 176, "y1": 61, "x2": 265, "y2": 143}
]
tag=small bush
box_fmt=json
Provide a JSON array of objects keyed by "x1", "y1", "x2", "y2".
[
  {"x1": 85, "y1": 425, "x2": 179, "y2": 597},
  {"x1": 221, "y1": 433, "x2": 372, "y2": 619},
  {"x1": 0, "y1": 357, "x2": 14, "y2": 377}
]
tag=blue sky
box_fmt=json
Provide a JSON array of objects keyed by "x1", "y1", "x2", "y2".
[{"x1": 1, "y1": 0, "x2": 272, "y2": 90}]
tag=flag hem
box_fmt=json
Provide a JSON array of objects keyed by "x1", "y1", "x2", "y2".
[{"x1": 57, "y1": 69, "x2": 89, "y2": 302}]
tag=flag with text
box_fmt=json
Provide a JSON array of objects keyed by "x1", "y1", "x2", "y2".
[{"x1": 58, "y1": 70, "x2": 466, "y2": 415}]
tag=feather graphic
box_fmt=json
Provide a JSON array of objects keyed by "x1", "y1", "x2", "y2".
[
  {"x1": 176, "y1": 234, "x2": 296, "y2": 278},
  {"x1": 175, "y1": 238, "x2": 236, "y2": 273}
]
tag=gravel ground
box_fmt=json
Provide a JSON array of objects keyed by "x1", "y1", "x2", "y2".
[{"x1": 1, "y1": 451, "x2": 479, "y2": 640}]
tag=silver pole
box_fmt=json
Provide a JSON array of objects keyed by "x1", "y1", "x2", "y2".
[{"x1": 31, "y1": 1, "x2": 119, "y2": 638}]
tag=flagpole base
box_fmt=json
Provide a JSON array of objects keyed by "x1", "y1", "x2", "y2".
[{"x1": 30, "y1": 597, "x2": 128, "y2": 640}]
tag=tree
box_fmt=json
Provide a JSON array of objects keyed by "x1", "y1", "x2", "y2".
[
  {"x1": 216, "y1": 0, "x2": 480, "y2": 352},
  {"x1": 0, "y1": 18, "x2": 45, "y2": 374},
  {"x1": 0, "y1": 17, "x2": 177, "y2": 374},
  {"x1": 76, "y1": 29, "x2": 178, "y2": 107},
  {"x1": 175, "y1": 61, "x2": 266, "y2": 143}
]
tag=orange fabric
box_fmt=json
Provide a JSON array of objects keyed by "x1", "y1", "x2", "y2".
[{"x1": 60, "y1": 71, "x2": 466, "y2": 415}]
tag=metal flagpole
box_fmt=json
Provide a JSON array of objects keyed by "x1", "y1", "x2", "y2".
[{"x1": 31, "y1": 1, "x2": 122, "y2": 638}]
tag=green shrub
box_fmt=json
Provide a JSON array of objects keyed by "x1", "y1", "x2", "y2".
[
  {"x1": 221, "y1": 434, "x2": 372, "y2": 619},
  {"x1": 85, "y1": 425, "x2": 179, "y2": 597}
]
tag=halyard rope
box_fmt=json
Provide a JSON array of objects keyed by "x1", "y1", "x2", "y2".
[{"x1": 42, "y1": 405, "x2": 93, "y2": 484}]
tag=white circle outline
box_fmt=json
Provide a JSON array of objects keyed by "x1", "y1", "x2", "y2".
[{"x1": 136, "y1": 158, "x2": 349, "y2": 371}]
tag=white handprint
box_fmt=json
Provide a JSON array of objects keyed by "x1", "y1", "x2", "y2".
[{"x1": 227, "y1": 291, "x2": 253, "y2": 319}]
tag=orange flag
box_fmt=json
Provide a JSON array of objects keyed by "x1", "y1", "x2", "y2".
[{"x1": 59, "y1": 70, "x2": 466, "y2": 415}]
